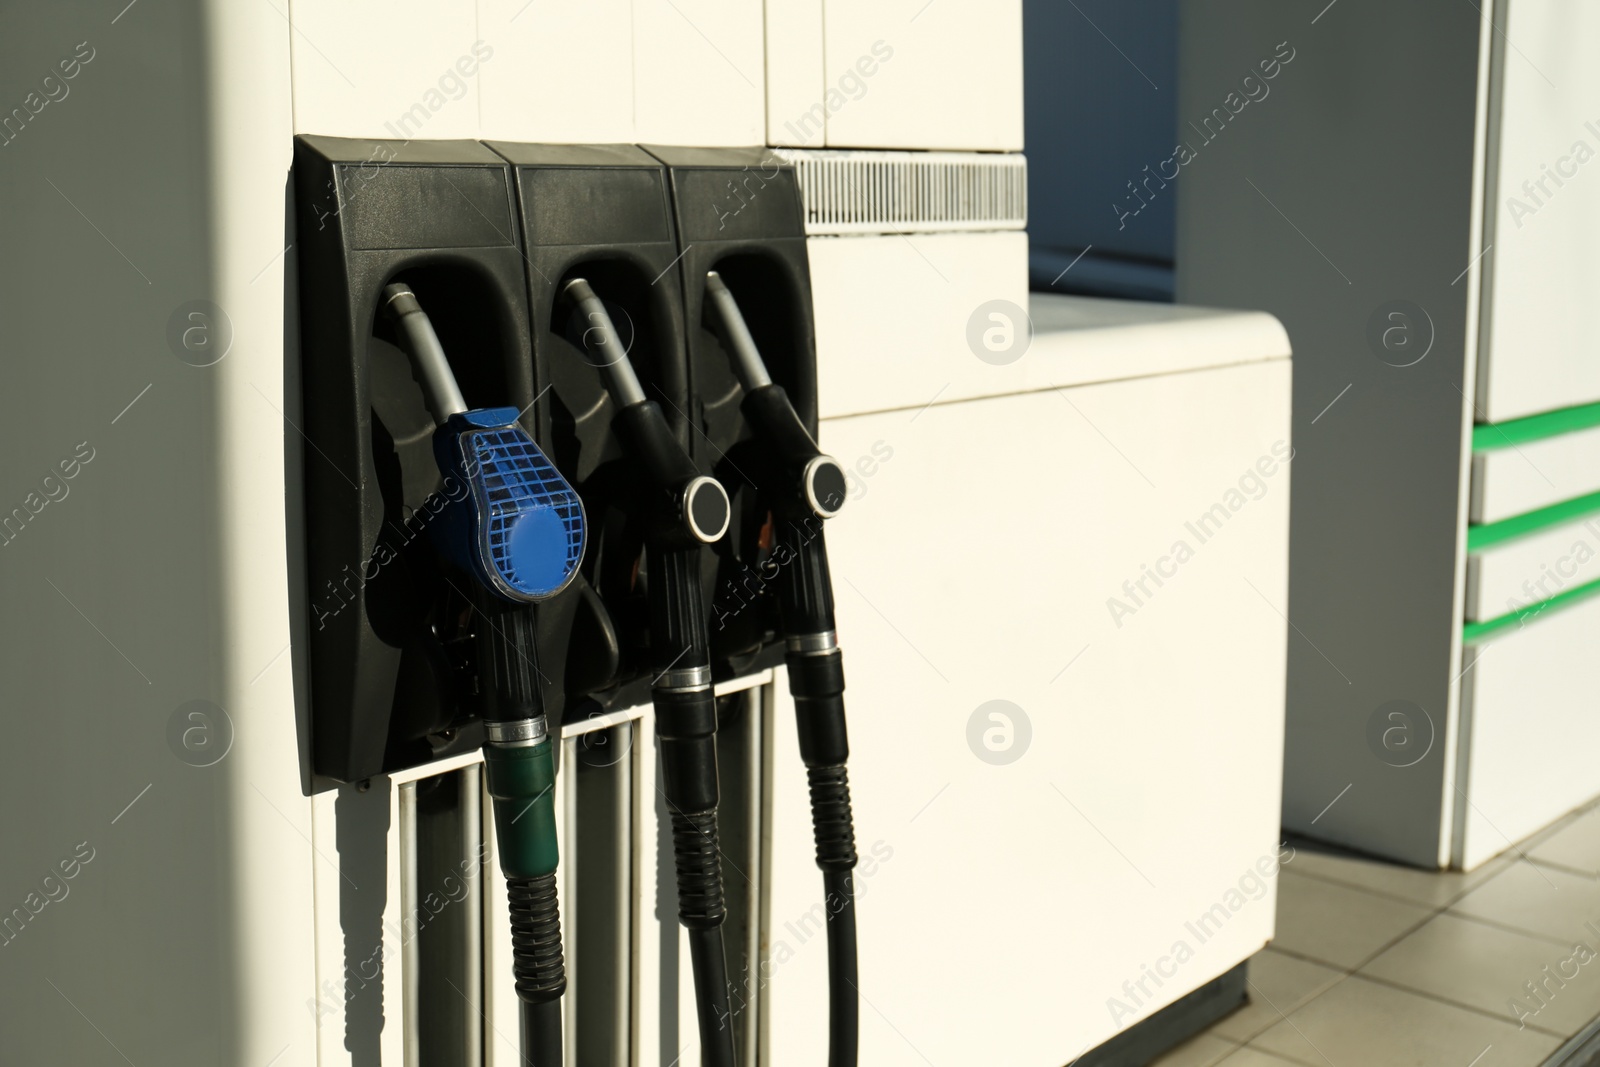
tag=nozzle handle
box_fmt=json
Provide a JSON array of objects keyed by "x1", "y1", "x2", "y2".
[
  {"x1": 703, "y1": 273, "x2": 845, "y2": 521},
  {"x1": 562, "y1": 277, "x2": 730, "y2": 546},
  {"x1": 383, "y1": 284, "x2": 469, "y2": 422}
]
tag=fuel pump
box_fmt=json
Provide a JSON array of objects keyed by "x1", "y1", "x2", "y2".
[
  {"x1": 383, "y1": 283, "x2": 582, "y2": 1067},
  {"x1": 704, "y1": 271, "x2": 860, "y2": 1067},
  {"x1": 297, "y1": 137, "x2": 832, "y2": 1063},
  {"x1": 562, "y1": 276, "x2": 740, "y2": 1067}
]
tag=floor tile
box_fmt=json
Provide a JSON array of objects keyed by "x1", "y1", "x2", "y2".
[
  {"x1": 1146, "y1": 1032, "x2": 1241, "y2": 1067},
  {"x1": 1215, "y1": 1047, "x2": 1313, "y2": 1067},
  {"x1": 1525, "y1": 801, "x2": 1593, "y2": 843},
  {"x1": 1532, "y1": 806, "x2": 1600, "y2": 875},
  {"x1": 1250, "y1": 975, "x2": 1562, "y2": 1066},
  {"x1": 1361, "y1": 912, "x2": 1591, "y2": 1034},
  {"x1": 1210, "y1": 949, "x2": 1343, "y2": 1043},
  {"x1": 1451, "y1": 858, "x2": 1600, "y2": 944},
  {"x1": 1270, "y1": 870, "x2": 1433, "y2": 969},
  {"x1": 1284, "y1": 839, "x2": 1511, "y2": 908}
]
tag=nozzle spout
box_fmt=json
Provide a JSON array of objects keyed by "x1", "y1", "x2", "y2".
[
  {"x1": 563, "y1": 277, "x2": 647, "y2": 409},
  {"x1": 704, "y1": 270, "x2": 773, "y2": 392},
  {"x1": 382, "y1": 283, "x2": 469, "y2": 423}
]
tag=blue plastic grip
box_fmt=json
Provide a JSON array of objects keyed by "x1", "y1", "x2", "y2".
[{"x1": 431, "y1": 407, "x2": 585, "y2": 602}]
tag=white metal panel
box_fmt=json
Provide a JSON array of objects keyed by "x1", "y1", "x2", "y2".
[
  {"x1": 1465, "y1": 516, "x2": 1600, "y2": 622},
  {"x1": 820, "y1": 0, "x2": 1022, "y2": 150},
  {"x1": 1478, "y1": 0, "x2": 1600, "y2": 421},
  {"x1": 632, "y1": 0, "x2": 766, "y2": 146},
  {"x1": 808, "y1": 231, "x2": 1029, "y2": 418},
  {"x1": 287, "y1": 0, "x2": 485, "y2": 140},
  {"x1": 768, "y1": 358, "x2": 1290, "y2": 1063},
  {"x1": 1459, "y1": 596, "x2": 1600, "y2": 868},
  {"x1": 289, "y1": 0, "x2": 770, "y2": 145},
  {"x1": 808, "y1": 244, "x2": 1289, "y2": 421},
  {"x1": 477, "y1": 0, "x2": 637, "y2": 144},
  {"x1": 210, "y1": 0, "x2": 325, "y2": 1061},
  {"x1": 1022, "y1": 296, "x2": 1291, "y2": 396},
  {"x1": 765, "y1": 0, "x2": 826, "y2": 147},
  {"x1": 1470, "y1": 426, "x2": 1600, "y2": 523}
]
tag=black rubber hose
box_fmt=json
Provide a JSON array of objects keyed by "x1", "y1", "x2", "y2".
[
  {"x1": 822, "y1": 868, "x2": 859, "y2": 1067},
  {"x1": 520, "y1": 998, "x2": 563, "y2": 1067},
  {"x1": 688, "y1": 925, "x2": 737, "y2": 1067}
]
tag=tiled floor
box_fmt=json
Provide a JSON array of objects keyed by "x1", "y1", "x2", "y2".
[{"x1": 1146, "y1": 800, "x2": 1600, "y2": 1066}]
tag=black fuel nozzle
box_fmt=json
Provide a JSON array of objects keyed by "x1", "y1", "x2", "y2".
[
  {"x1": 702, "y1": 268, "x2": 858, "y2": 1067},
  {"x1": 564, "y1": 275, "x2": 738, "y2": 1067},
  {"x1": 704, "y1": 271, "x2": 847, "y2": 523},
  {"x1": 563, "y1": 277, "x2": 731, "y2": 547}
]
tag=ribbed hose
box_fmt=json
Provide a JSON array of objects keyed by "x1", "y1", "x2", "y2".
[
  {"x1": 806, "y1": 765, "x2": 858, "y2": 871},
  {"x1": 507, "y1": 872, "x2": 565, "y2": 998},
  {"x1": 669, "y1": 809, "x2": 736, "y2": 1067},
  {"x1": 671, "y1": 809, "x2": 728, "y2": 928},
  {"x1": 807, "y1": 765, "x2": 859, "y2": 1067}
]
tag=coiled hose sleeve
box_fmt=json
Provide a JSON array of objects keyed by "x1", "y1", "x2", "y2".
[
  {"x1": 510, "y1": 875, "x2": 565, "y2": 1067},
  {"x1": 670, "y1": 807, "x2": 736, "y2": 1058}
]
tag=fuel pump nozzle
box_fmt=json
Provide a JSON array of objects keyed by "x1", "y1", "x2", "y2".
[
  {"x1": 563, "y1": 276, "x2": 739, "y2": 1067},
  {"x1": 704, "y1": 273, "x2": 848, "y2": 523},
  {"x1": 564, "y1": 278, "x2": 731, "y2": 545},
  {"x1": 383, "y1": 283, "x2": 581, "y2": 1067},
  {"x1": 704, "y1": 270, "x2": 860, "y2": 1067}
]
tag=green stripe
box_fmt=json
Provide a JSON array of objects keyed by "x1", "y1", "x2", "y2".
[
  {"x1": 1467, "y1": 490, "x2": 1600, "y2": 551},
  {"x1": 1473, "y1": 400, "x2": 1600, "y2": 452},
  {"x1": 1463, "y1": 576, "x2": 1600, "y2": 643}
]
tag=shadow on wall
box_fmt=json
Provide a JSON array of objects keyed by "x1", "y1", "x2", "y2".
[
  {"x1": 337, "y1": 779, "x2": 392, "y2": 1066},
  {"x1": 1024, "y1": 0, "x2": 1178, "y2": 301}
]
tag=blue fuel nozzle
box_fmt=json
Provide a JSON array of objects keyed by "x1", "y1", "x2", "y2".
[
  {"x1": 431, "y1": 405, "x2": 586, "y2": 604},
  {"x1": 381, "y1": 282, "x2": 585, "y2": 603}
]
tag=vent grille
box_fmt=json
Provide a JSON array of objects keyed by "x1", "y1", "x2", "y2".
[{"x1": 773, "y1": 149, "x2": 1027, "y2": 236}]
